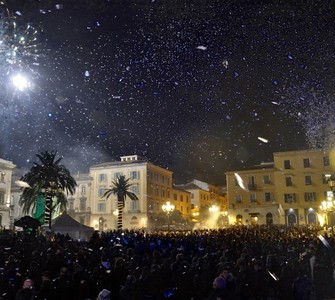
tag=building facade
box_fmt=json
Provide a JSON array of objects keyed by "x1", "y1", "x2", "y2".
[
  {"x1": 175, "y1": 179, "x2": 228, "y2": 227},
  {"x1": 0, "y1": 159, "x2": 16, "y2": 228},
  {"x1": 226, "y1": 149, "x2": 335, "y2": 226},
  {"x1": 87, "y1": 155, "x2": 191, "y2": 231}
]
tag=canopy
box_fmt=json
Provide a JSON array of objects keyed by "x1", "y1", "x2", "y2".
[{"x1": 51, "y1": 212, "x2": 94, "y2": 241}]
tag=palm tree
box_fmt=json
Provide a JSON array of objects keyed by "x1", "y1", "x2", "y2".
[
  {"x1": 19, "y1": 150, "x2": 77, "y2": 229},
  {"x1": 103, "y1": 175, "x2": 138, "y2": 231}
]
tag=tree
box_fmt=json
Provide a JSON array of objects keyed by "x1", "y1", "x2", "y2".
[
  {"x1": 103, "y1": 175, "x2": 138, "y2": 231},
  {"x1": 19, "y1": 150, "x2": 77, "y2": 229}
]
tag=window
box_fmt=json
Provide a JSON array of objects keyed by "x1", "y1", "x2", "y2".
[
  {"x1": 81, "y1": 185, "x2": 86, "y2": 195},
  {"x1": 97, "y1": 202, "x2": 106, "y2": 212},
  {"x1": 284, "y1": 193, "x2": 296, "y2": 203},
  {"x1": 248, "y1": 176, "x2": 256, "y2": 189},
  {"x1": 250, "y1": 193, "x2": 257, "y2": 203},
  {"x1": 0, "y1": 192, "x2": 4, "y2": 205},
  {"x1": 130, "y1": 185, "x2": 139, "y2": 195},
  {"x1": 161, "y1": 188, "x2": 165, "y2": 197},
  {"x1": 191, "y1": 193, "x2": 194, "y2": 199},
  {"x1": 324, "y1": 156, "x2": 330, "y2": 166},
  {"x1": 98, "y1": 188, "x2": 105, "y2": 197},
  {"x1": 285, "y1": 177, "x2": 292, "y2": 187},
  {"x1": 174, "y1": 193, "x2": 177, "y2": 200},
  {"x1": 180, "y1": 195, "x2": 184, "y2": 202},
  {"x1": 304, "y1": 192, "x2": 316, "y2": 202},
  {"x1": 264, "y1": 192, "x2": 272, "y2": 202},
  {"x1": 284, "y1": 160, "x2": 291, "y2": 169},
  {"x1": 68, "y1": 198, "x2": 74, "y2": 211},
  {"x1": 263, "y1": 175, "x2": 271, "y2": 184},
  {"x1": 130, "y1": 200, "x2": 139, "y2": 210},
  {"x1": 303, "y1": 158, "x2": 310, "y2": 168},
  {"x1": 80, "y1": 197, "x2": 86, "y2": 211},
  {"x1": 114, "y1": 172, "x2": 121, "y2": 179},
  {"x1": 305, "y1": 175, "x2": 312, "y2": 185},
  {"x1": 99, "y1": 174, "x2": 106, "y2": 182},
  {"x1": 0, "y1": 173, "x2": 5, "y2": 183},
  {"x1": 130, "y1": 171, "x2": 139, "y2": 180},
  {"x1": 235, "y1": 194, "x2": 242, "y2": 203}
]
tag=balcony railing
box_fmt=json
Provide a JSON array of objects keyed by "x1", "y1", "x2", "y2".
[{"x1": 248, "y1": 184, "x2": 257, "y2": 190}]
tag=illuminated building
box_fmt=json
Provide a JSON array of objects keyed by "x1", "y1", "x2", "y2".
[{"x1": 226, "y1": 149, "x2": 334, "y2": 226}]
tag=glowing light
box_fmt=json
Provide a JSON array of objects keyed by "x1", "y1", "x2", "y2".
[
  {"x1": 0, "y1": 2, "x2": 42, "y2": 91},
  {"x1": 11, "y1": 73, "x2": 29, "y2": 90}
]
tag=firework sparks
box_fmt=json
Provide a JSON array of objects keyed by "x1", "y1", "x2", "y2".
[{"x1": 0, "y1": 1, "x2": 41, "y2": 85}]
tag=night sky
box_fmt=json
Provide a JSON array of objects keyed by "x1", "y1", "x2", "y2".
[{"x1": 1, "y1": 0, "x2": 335, "y2": 185}]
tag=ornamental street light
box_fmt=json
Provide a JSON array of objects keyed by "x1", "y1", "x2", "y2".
[
  {"x1": 162, "y1": 201, "x2": 175, "y2": 232},
  {"x1": 327, "y1": 175, "x2": 335, "y2": 230},
  {"x1": 320, "y1": 175, "x2": 335, "y2": 230}
]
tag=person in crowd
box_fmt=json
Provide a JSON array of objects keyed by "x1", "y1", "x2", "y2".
[
  {"x1": 0, "y1": 225, "x2": 334, "y2": 300},
  {"x1": 206, "y1": 276, "x2": 228, "y2": 300},
  {"x1": 15, "y1": 278, "x2": 35, "y2": 300},
  {"x1": 35, "y1": 271, "x2": 54, "y2": 300},
  {"x1": 52, "y1": 267, "x2": 75, "y2": 300},
  {"x1": 96, "y1": 288, "x2": 111, "y2": 300},
  {"x1": 89, "y1": 254, "x2": 113, "y2": 298}
]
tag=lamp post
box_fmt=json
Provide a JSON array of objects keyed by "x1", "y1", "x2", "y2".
[{"x1": 162, "y1": 201, "x2": 175, "y2": 232}]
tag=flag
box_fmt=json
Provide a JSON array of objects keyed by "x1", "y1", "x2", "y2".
[{"x1": 33, "y1": 194, "x2": 45, "y2": 224}]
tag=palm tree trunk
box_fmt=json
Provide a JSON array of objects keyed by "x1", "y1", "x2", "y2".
[
  {"x1": 117, "y1": 200, "x2": 123, "y2": 231},
  {"x1": 45, "y1": 192, "x2": 52, "y2": 229}
]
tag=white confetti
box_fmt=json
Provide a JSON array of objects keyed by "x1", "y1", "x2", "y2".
[{"x1": 258, "y1": 137, "x2": 269, "y2": 143}]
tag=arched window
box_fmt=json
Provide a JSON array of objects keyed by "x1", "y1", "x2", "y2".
[
  {"x1": 287, "y1": 212, "x2": 297, "y2": 226},
  {"x1": 266, "y1": 213, "x2": 273, "y2": 225},
  {"x1": 130, "y1": 216, "x2": 139, "y2": 225},
  {"x1": 307, "y1": 211, "x2": 316, "y2": 225}
]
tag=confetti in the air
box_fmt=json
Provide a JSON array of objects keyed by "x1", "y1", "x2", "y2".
[
  {"x1": 234, "y1": 173, "x2": 249, "y2": 191},
  {"x1": 258, "y1": 137, "x2": 269, "y2": 143}
]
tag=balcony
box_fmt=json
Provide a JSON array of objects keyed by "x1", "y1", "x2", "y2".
[{"x1": 248, "y1": 184, "x2": 257, "y2": 190}]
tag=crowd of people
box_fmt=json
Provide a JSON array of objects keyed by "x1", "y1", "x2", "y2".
[{"x1": 0, "y1": 225, "x2": 334, "y2": 300}]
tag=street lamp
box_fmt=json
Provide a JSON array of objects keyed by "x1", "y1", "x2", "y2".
[
  {"x1": 327, "y1": 175, "x2": 335, "y2": 230},
  {"x1": 162, "y1": 201, "x2": 175, "y2": 232}
]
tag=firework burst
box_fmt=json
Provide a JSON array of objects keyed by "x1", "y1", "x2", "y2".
[{"x1": 0, "y1": 0, "x2": 41, "y2": 90}]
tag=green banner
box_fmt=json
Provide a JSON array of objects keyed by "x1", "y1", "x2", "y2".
[{"x1": 33, "y1": 193, "x2": 46, "y2": 223}]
